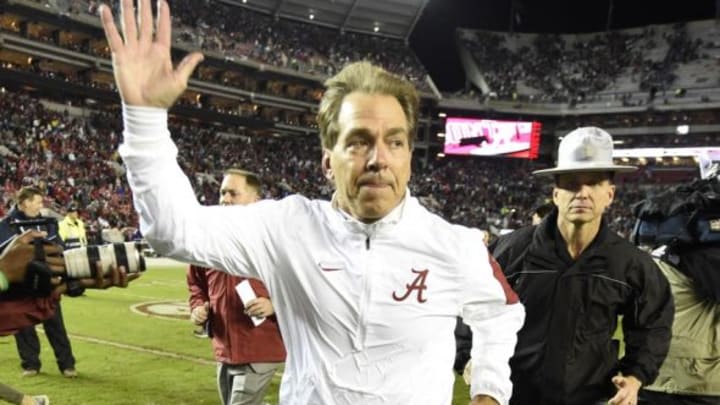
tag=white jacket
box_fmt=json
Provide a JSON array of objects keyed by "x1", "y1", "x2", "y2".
[{"x1": 119, "y1": 106, "x2": 525, "y2": 405}]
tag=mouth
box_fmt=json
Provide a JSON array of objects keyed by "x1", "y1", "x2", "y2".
[
  {"x1": 358, "y1": 177, "x2": 392, "y2": 189},
  {"x1": 360, "y1": 182, "x2": 389, "y2": 189}
]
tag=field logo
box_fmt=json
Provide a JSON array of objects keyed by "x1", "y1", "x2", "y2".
[{"x1": 131, "y1": 301, "x2": 191, "y2": 321}]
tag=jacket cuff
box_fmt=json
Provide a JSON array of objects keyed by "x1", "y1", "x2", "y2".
[
  {"x1": 122, "y1": 104, "x2": 169, "y2": 140},
  {"x1": 620, "y1": 366, "x2": 649, "y2": 386},
  {"x1": 470, "y1": 383, "x2": 508, "y2": 405}
]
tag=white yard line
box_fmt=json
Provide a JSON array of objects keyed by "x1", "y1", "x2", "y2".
[
  {"x1": 37, "y1": 327, "x2": 214, "y2": 365},
  {"x1": 35, "y1": 329, "x2": 285, "y2": 379}
]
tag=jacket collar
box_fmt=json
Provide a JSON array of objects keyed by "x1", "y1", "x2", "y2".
[
  {"x1": 325, "y1": 191, "x2": 414, "y2": 238},
  {"x1": 529, "y1": 208, "x2": 612, "y2": 271}
]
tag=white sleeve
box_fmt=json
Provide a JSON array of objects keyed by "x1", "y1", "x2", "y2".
[
  {"x1": 461, "y1": 234, "x2": 524, "y2": 405},
  {"x1": 117, "y1": 105, "x2": 279, "y2": 282}
]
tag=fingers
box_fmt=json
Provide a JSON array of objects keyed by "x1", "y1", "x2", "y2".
[
  {"x1": 100, "y1": 3, "x2": 124, "y2": 53},
  {"x1": 155, "y1": 0, "x2": 171, "y2": 46},
  {"x1": 120, "y1": 0, "x2": 138, "y2": 46},
  {"x1": 45, "y1": 255, "x2": 65, "y2": 274},
  {"x1": 138, "y1": 0, "x2": 154, "y2": 44},
  {"x1": 176, "y1": 52, "x2": 204, "y2": 84},
  {"x1": 94, "y1": 260, "x2": 104, "y2": 286},
  {"x1": 112, "y1": 265, "x2": 122, "y2": 287}
]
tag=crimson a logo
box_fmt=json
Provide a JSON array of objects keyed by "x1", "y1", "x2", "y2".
[{"x1": 392, "y1": 269, "x2": 429, "y2": 303}]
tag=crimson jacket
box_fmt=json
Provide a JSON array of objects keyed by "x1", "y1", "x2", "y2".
[
  {"x1": 187, "y1": 265, "x2": 285, "y2": 364},
  {"x1": 0, "y1": 293, "x2": 60, "y2": 336}
]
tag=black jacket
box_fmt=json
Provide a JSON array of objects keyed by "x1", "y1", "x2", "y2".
[
  {"x1": 0, "y1": 207, "x2": 61, "y2": 252},
  {"x1": 491, "y1": 210, "x2": 673, "y2": 405}
]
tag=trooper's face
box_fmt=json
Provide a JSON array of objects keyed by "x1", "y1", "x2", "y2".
[{"x1": 553, "y1": 172, "x2": 614, "y2": 227}]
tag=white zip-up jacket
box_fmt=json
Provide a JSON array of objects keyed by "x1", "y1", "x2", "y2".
[{"x1": 119, "y1": 106, "x2": 525, "y2": 405}]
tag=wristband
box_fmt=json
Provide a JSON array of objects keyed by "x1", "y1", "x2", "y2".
[{"x1": 0, "y1": 270, "x2": 9, "y2": 292}]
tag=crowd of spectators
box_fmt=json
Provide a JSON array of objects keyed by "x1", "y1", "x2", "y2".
[
  {"x1": 459, "y1": 21, "x2": 710, "y2": 102},
  {"x1": 0, "y1": 90, "x2": 693, "y2": 244},
  {"x1": 18, "y1": 0, "x2": 430, "y2": 92}
]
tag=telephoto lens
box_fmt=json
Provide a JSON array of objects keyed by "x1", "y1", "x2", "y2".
[{"x1": 63, "y1": 242, "x2": 146, "y2": 279}]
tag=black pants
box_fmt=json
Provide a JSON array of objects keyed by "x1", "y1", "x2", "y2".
[
  {"x1": 14, "y1": 303, "x2": 75, "y2": 372},
  {"x1": 640, "y1": 390, "x2": 720, "y2": 405}
]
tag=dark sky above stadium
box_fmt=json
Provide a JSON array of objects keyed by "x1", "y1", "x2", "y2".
[{"x1": 410, "y1": 0, "x2": 718, "y2": 92}]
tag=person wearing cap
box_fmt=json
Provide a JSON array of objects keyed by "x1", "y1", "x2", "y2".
[
  {"x1": 491, "y1": 127, "x2": 674, "y2": 405},
  {"x1": 58, "y1": 203, "x2": 87, "y2": 249}
]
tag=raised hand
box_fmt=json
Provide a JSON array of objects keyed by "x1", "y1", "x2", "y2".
[{"x1": 100, "y1": 0, "x2": 203, "y2": 108}]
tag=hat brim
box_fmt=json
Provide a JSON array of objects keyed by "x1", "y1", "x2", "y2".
[{"x1": 532, "y1": 165, "x2": 638, "y2": 176}]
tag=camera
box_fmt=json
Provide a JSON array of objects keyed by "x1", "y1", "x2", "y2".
[
  {"x1": 64, "y1": 242, "x2": 146, "y2": 278},
  {"x1": 10, "y1": 218, "x2": 147, "y2": 280}
]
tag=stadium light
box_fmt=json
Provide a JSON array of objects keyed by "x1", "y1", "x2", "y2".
[
  {"x1": 437, "y1": 153, "x2": 445, "y2": 158},
  {"x1": 437, "y1": 112, "x2": 446, "y2": 118},
  {"x1": 373, "y1": 23, "x2": 380, "y2": 33},
  {"x1": 676, "y1": 124, "x2": 689, "y2": 135},
  {"x1": 309, "y1": 11, "x2": 315, "y2": 20}
]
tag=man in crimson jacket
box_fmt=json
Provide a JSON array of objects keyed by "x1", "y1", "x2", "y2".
[{"x1": 187, "y1": 169, "x2": 285, "y2": 405}]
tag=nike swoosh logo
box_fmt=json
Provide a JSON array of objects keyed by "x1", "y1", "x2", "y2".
[{"x1": 318, "y1": 261, "x2": 344, "y2": 272}]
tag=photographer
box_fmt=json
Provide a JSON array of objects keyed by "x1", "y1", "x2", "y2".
[
  {"x1": 0, "y1": 230, "x2": 137, "y2": 405},
  {"x1": 0, "y1": 257, "x2": 137, "y2": 336},
  {"x1": 0, "y1": 186, "x2": 77, "y2": 378},
  {"x1": 638, "y1": 246, "x2": 720, "y2": 405}
]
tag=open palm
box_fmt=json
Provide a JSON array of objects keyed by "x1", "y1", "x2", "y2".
[{"x1": 100, "y1": 0, "x2": 203, "y2": 108}]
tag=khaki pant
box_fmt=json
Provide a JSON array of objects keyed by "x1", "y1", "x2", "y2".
[{"x1": 217, "y1": 362, "x2": 281, "y2": 405}]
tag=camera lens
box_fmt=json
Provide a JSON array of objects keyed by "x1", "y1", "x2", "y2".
[{"x1": 64, "y1": 242, "x2": 146, "y2": 279}]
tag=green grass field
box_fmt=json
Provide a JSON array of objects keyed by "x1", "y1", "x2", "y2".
[{"x1": 0, "y1": 262, "x2": 473, "y2": 405}]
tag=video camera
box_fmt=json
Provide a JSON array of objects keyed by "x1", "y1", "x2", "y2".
[{"x1": 9, "y1": 217, "x2": 146, "y2": 296}]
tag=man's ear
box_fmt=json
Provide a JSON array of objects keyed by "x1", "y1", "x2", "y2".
[{"x1": 322, "y1": 149, "x2": 334, "y2": 182}]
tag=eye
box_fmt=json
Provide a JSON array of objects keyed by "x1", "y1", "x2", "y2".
[
  {"x1": 389, "y1": 139, "x2": 405, "y2": 148},
  {"x1": 347, "y1": 139, "x2": 369, "y2": 149}
]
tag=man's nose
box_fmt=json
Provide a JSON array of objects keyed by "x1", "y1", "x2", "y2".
[
  {"x1": 573, "y1": 184, "x2": 592, "y2": 197},
  {"x1": 367, "y1": 143, "x2": 389, "y2": 171}
]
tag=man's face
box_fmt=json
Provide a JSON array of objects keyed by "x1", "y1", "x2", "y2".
[
  {"x1": 553, "y1": 172, "x2": 615, "y2": 227},
  {"x1": 322, "y1": 92, "x2": 412, "y2": 223},
  {"x1": 219, "y1": 174, "x2": 259, "y2": 206},
  {"x1": 19, "y1": 194, "x2": 43, "y2": 218}
]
